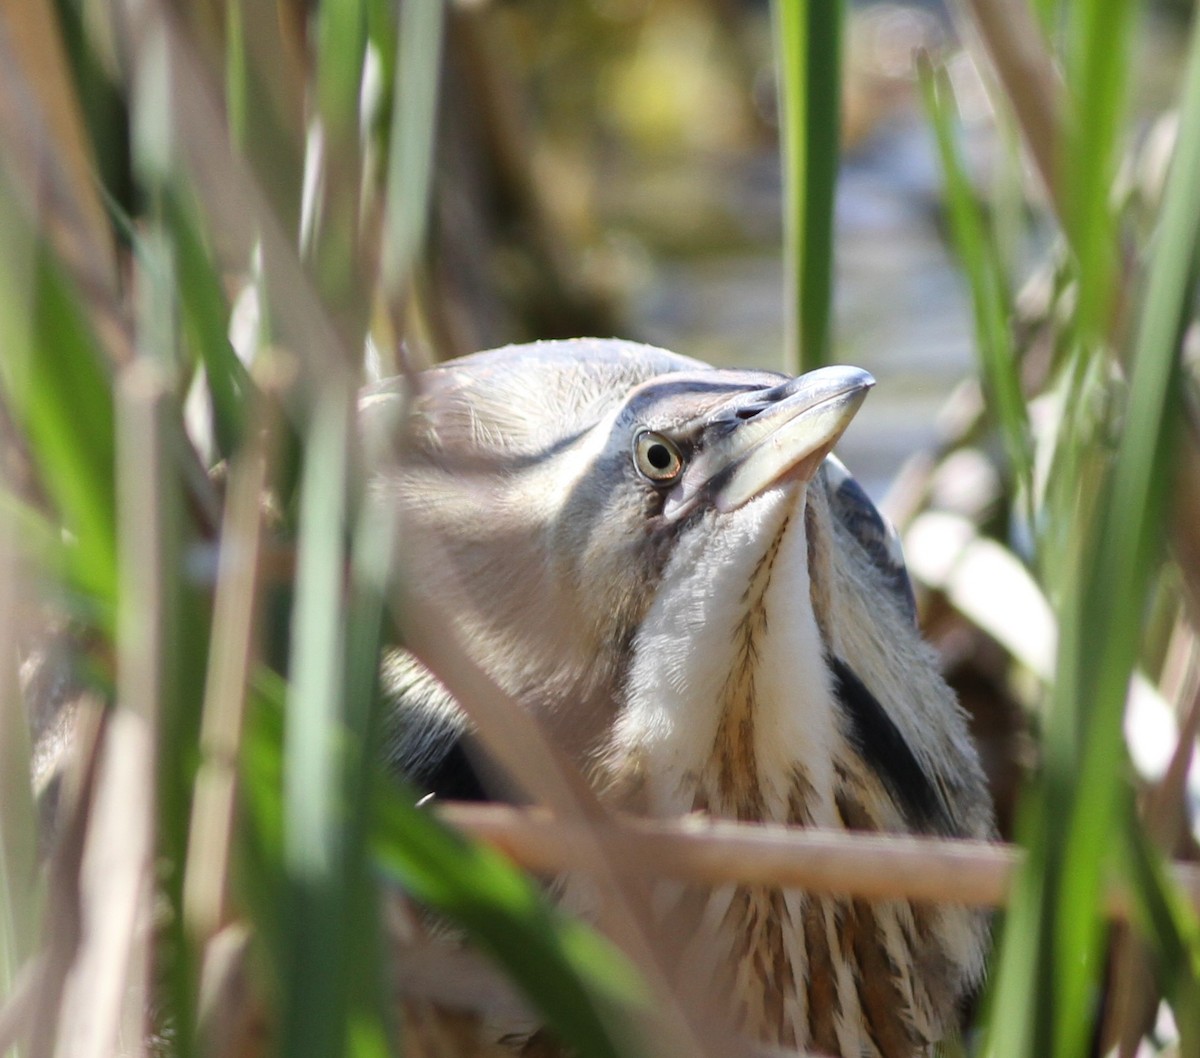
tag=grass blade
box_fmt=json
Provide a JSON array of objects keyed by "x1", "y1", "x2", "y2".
[
  {"x1": 0, "y1": 195, "x2": 117, "y2": 613},
  {"x1": 282, "y1": 387, "x2": 353, "y2": 1058},
  {"x1": 1120, "y1": 807, "x2": 1200, "y2": 1052},
  {"x1": 383, "y1": 0, "x2": 445, "y2": 302},
  {"x1": 167, "y1": 190, "x2": 252, "y2": 462},
  {"x1": 920, "y1": 58, "x2": 1033, "y2": 508},
  {"x1": 771, "y1": 0, "x2": 841, "y2": 372},
  {"x1": 1063, "y1": 0, "x2": 1136, "y2": 350},
  {"x1": 986, "y1": 6, "x2": 1200, "y2": 1055},
  {"x1": 315, "y1": 0, "x2": 366, "y2": 144},
  {"x1": 1051, "y1": 7, "x2": 1200, "y2": 1047},
  {"x1": 373, "y1": 788, "x2": 645, "y2": 1058}
]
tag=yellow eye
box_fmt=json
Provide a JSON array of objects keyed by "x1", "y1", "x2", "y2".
[{"x1": 634, "y1": 431, "x2": 684, "y2": 483}]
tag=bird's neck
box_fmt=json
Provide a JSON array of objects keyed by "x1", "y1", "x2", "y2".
[{"x1": 604, "y1": 487, "x2": 840, "y2": 825}]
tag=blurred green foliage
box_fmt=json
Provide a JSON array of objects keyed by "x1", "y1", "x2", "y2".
[{"x1": 2, "y1": 1, "x2": 1200, "y2": 1057}]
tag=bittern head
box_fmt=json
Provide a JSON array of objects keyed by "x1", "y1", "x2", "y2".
[
  {"x1": 368, "y1": 338, "x2": 993, "y2": 1053},
  {"x1": 368, "y1": 339, "x2": 864, "y2": 761}
]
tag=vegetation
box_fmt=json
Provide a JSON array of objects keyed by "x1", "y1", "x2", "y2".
[{"x1": 1, "y1": 0, "x2": 1200, "y2": 1056}]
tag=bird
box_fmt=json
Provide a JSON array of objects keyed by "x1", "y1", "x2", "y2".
[{"x1": 364, "y1": 337, "x2": 995, "y2": 1058}]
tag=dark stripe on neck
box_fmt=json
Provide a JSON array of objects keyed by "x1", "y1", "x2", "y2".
[{"x1": 829, "y1": 656, "x2": 947, "y2": 832}]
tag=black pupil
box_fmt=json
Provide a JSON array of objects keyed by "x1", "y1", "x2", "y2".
[{"x1": 647, "y1": 443, "x2": 673, "y2": 471}]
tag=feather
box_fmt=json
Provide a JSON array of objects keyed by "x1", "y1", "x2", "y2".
[{"x1": 823, "y1": 455, "x2": 918, "y2": 625}]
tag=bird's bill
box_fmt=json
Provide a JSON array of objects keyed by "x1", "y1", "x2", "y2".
[{"x1": 665, "y1": 365, "x2": 874, "y2": 518}]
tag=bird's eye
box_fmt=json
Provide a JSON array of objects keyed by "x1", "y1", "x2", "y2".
[{"x1": 633, "y1": 431, "x2": 684, "y2": 483}]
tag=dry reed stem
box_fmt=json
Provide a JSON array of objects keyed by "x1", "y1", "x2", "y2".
[
  {"x1": 0, "y1": 496, "x2": 38, "y2": 983},
  {"x1": 0, "y1": 0, "x2": 120, "y2": 306},
  {"x1": 0, "y1": 957, "x2": 46, "y2": 1056},
  {"x1": 439, "y1": 803, "x2": 1200, "y2": 921},
  {"x1": 954, "y1": 2, "x2": 1200, "y2": 621},
  {"x1": 0, "y1": 12, "x2": 132, "y2": 371},
  {"x1": 0, "y1": 0, "x2": 115, "y2": 265},
  {"x1": 1106, "y1": 623, "x2": 1200, "y2": 1057},
  {"x1": 183, "y1": 417, "x2": 272, "y2": 943},
  {"x1": 54, "y1": 710, "x2": 155, "y2": 1058},
  {"x1": 195, "y1": 923, "x2": 263, "y2": 1058},
  {"x1": 949, "y1": 0, "x2": 1065, "y2": 222},
  {"x1": 51, "y1": 363, "x2": 173, "y2": 1058}
]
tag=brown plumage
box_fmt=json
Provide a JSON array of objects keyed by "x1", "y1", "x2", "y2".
[{"x1": 373, "y1": 338, "x2": 995, "y2": 1056}]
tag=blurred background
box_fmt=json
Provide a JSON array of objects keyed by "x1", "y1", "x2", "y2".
[
  {"x1": 5, "y1": 0, "x2": 1200, "y2": 1055},
  {"x1": 409, "y1": 0, "x2": 1187, "y2": 491}
]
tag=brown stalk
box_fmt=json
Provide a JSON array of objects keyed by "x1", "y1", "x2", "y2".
[
  {"x1": 0, "y1": 957, "x2": 49, "y2": 1056},
  {"x1": 0, "y1": 16, "x2": 132, "y2": 372},
  {"x1": 195, "y1": 923, "x2": 261, "y2": 1058},
  {"x1": 951, "y1": 3, "x2": 1200, "y2": 620},
  {"x1": 182, "y1": 402, "x2": 274, "y2": 946},
  {"x1": 51, "y1": 362, "x2": 173, "y2": 1058},
  {"x1": 0, "y1": 0, "x2": 120, "y2": 304},
  {"x1": 439, "y1": 802, "x2": 1200, "y2": 922},
  {"x1": 949, "y1": 0, "x2": 1066, "y2": 225},
  {"x1": 1108, "y1": 622, "x2": 1200, "y2": 1058},
  {"x1": 0, "y1": 493, "x2": 38, "y2": 990},
  {"x1": 53, "y1": 714, "x2": 155, "y2": 1058}
]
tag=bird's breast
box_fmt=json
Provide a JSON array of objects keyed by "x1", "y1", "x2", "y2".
[
  {"x1": 607, "y1": 485, "x2": 840, "y2": 826},
  {"x1": 679, "y1": 884, "x2": 948, "y2": 1055},
  {"x1": 598, "y1": 485, "x2": 979, "y2": 1056}
]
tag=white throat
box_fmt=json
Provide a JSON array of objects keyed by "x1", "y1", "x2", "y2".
[{"x1": 608, "y1": 487, "x2": 841, "y2": 825}]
